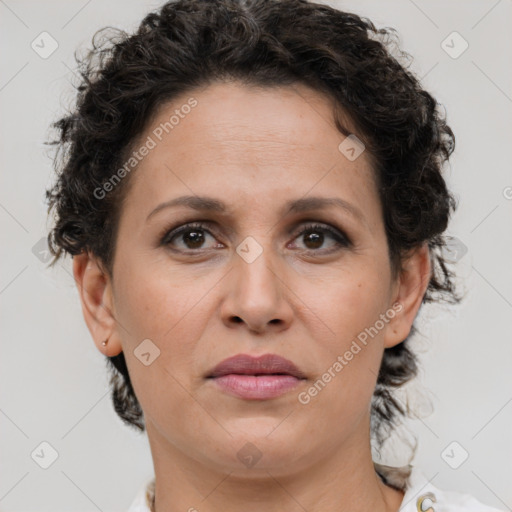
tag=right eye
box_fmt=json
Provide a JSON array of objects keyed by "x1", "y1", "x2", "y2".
[{"x1": 161, "y1": 221, "x2": 223, "y2": 251}]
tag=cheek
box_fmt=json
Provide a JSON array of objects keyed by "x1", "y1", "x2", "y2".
[
  {"x1": 295, "y1": 265, "x2": 390, "y2": 403},
  {"x1": 114, "y1": 258, "x2": 206, "y2": 342},
  {"x1": 296, "y1": 280, "x2": 388, "y2": 436},
  {"x1": 304, "y1": 267, "x2": 391, "y2": 347},
  {"x1": 112, "y1": 259, "x2": 217, "y2": 408},
  {"x1": 112, "y1": 266, "x2": 213, "y2": 425}
]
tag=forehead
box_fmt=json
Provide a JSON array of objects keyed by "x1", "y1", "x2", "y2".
[{"x1": 121, "y1": 81, "x2": 378, "y2": 224}]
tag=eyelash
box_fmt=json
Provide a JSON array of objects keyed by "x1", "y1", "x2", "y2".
[{"x1": 160, "y1": 220, "x2": 351, "y2": 254}]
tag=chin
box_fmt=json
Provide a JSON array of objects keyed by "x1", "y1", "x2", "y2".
[
  {"x1": 223, "y1": 415, "x2": 298, "y2": 441},
  {"x1": 209, "y1": 421, "x2": 307, "y2": 470}
]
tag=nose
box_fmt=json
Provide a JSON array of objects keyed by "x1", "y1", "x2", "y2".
[{"x1": 220, "y1": 238, "x2": 294, "y2": 335}]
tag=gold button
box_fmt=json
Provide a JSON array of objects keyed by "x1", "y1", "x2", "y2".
[{"x1": 417, "y1": 492, "x2": 437, "y2": 512}]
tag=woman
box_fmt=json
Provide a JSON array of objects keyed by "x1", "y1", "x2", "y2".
[{"x1": 45, "y1": 0, "x2": 504, "y2": 511}]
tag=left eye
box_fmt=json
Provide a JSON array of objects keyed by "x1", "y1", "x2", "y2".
[
  {"x1": 289, "y1": 223, "x2": 350, "y2": 252},
  {"x1": 161, "y1": 222, "x2": 350, "y2": 253}
]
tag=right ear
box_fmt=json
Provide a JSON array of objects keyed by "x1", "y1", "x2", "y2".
[{"x1": 72, "y1": 251, "x2": 123, "y2": 357}]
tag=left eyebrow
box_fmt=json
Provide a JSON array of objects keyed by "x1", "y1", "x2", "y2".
[
  {"x1": 281, "y1": 196, "x2": 365, "y2": 224},
  {"x1": 146, "y1": 194, "x2": 366, "y2": 225}
]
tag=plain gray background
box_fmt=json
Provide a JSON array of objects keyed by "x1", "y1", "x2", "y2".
[{"x1": 1, "y1": 0, "x2": 511, "y2": 510}]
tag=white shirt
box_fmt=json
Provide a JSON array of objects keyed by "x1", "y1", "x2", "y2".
[{"x1": 127, "y1": 462, "x2": 506, "y2": 512}]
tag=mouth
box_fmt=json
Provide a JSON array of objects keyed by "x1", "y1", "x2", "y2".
[
  {"x1": 206, "y1": 353, "x2": 306, "y2": 400},
  {"x1": 207, "y1": 353, "x2": 306, "y2": 379}
]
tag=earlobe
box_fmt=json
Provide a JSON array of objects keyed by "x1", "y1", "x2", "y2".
[
  {"x1": 72, "y1": 251, "x2": 123, "y2": 357},
  {"x1": 383, "y1": 243, "x2": 431, "y2": 349}
]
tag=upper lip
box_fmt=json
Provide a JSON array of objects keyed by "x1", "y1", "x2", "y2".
[{"x1": 207, "y1": 353, "x2": 306, "y2": 379}]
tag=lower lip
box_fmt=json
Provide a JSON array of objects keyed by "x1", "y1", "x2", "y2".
[{"x1": 209, "y1": 374, "x2": 303, "y2": 399}]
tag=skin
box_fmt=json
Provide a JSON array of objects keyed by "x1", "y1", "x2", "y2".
[{"x1": 73, "y1": 81, "x2": 430, "y2": 512}]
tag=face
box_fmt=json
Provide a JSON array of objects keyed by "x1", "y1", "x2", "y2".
[{"x1": 75, "y1": 80, "x2": 428, "y2": 477}]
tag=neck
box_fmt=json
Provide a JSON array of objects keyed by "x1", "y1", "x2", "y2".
[{"x1": 146, "y1": 417, "x2": 404, "y2": 512}]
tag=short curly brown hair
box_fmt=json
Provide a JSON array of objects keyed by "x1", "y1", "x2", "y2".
[{"x1": 45, "y1": 0, "x2": 460, "y2": 450}]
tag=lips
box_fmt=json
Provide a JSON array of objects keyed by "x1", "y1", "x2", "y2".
[
  {"x1": 207, "y1": 353, "x2": 306, "y2": 400},
  {"x1": 207, "y1": 353, "x2": 306, "y2": 379}
]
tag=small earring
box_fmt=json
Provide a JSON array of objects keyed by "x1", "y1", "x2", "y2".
[{"x1": 102, "y1": 339, "x2": 108, "y2": 346}]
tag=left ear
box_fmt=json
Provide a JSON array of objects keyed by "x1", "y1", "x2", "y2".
[{"x1": 383, "y1": 243, "x2": 431, "y2": 349}]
